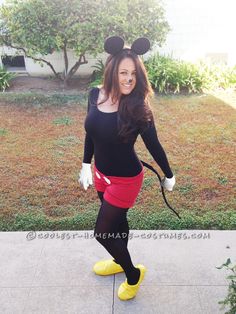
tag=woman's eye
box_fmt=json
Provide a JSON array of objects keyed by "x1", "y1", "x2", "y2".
[{"x1": 120, "y1": 72, "x2": 136, "y2": 75}]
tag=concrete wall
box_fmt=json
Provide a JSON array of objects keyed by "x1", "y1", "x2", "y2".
[
  {"x1": 23, "y1": 50, "x2": 105, "y2": 77},
  {"x1": 0, "y1": 45, "x2": 105, "y2": 77},
  {"x1": 0, "y1": 0, "x2": 236, "y2": 77}
]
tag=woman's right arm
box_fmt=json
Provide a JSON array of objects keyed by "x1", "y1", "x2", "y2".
[
  {"x1": 83, "y1": 133, "x2": 94, "y2": 164},
  {"x1": 79, "y1": 92, "x2": 94, "y2": 190},
  {"x1": 83, "y1": 91, "x2": 94, "y2": 163}
]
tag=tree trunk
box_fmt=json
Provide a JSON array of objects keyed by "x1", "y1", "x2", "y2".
[
  {"x1": 2, "y1": 39, "x2": 64, "y2": 80},
  {"x1": 63, "y1": 42, "x2": 69, "y2": 78},
  {"x1": 65, "y1": 54, "x2": 88, "y2": 83},
  {"x1": 2, "y1": 39, "x2": 89, "y2": 85}
]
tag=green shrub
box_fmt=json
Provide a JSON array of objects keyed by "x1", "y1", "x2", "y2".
[
  {"x1": 145, "y1": 54, "x2": 206, "y2": 94},
  {"x1": 145, "y1": 54, "x2": 236, "y2": 93},
  {"x1": 89, "y1": 55, "x2": 236, "y2": 93},
  {"x1": 216, "y1": 258, "x2": 236, "y2": 314},
  {"x1": 0, "y1": 66, "x2": 15, "y2": 91},
  {"x1": 199, "y1": 62, "x2": 236, "y2": 90},
  {"x1": 90, "y1": 59, "x2": 104, "y2": 87}
]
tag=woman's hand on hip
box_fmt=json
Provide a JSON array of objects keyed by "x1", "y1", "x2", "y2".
[{"x1": 78, "y1": 163, "x2": 93, "y2": 190}]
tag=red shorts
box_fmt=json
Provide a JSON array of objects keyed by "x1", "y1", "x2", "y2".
[{"x1": 94, "y1": 164, "x2": 144, "y2": 208}]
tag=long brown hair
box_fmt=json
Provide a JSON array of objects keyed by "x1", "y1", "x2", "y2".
[{"x1": 100, "y1": 49, "x2": 154, "y2": 143}]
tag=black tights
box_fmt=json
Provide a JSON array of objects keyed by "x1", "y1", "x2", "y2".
[
  {"x1": 94, "y1": 191, "x2": 140, "y2": 285},
  {"x1": 97, "y1": 191, "x2": 129, "y2": 247}
]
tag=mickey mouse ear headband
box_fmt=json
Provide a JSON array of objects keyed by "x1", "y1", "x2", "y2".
[{"x1": 104, "y1": 36, "x2": 150, "y2": 55}]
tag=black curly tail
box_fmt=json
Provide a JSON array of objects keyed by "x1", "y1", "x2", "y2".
[{"x1": 140, "y1": 160, "x2": 181, "y2": 219}]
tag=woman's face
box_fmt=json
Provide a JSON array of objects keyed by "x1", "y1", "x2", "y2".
[{"x1": 118, "y1": 57, "x2": 136, "y2": 95}]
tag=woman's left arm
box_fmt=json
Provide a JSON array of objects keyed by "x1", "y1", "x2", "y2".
[{"x1": 140, "y1": 122, "x2": 174, "y2": 179}]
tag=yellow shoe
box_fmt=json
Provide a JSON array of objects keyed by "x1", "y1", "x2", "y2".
[
  {"x1": 93, "y1": 259, "x2": 124, "y2": 276},
  {"x1": 118, "y1": 264, "x2": 147, "y2": 301}
]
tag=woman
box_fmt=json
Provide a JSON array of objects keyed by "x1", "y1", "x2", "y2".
[{"x1": 79, "y1": 37, "x2": 175, "y2": 301}]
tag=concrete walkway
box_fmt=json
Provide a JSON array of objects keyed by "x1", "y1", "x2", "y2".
[{"x1": 0, "y1": 230, "x2": 235, "y2": 314}]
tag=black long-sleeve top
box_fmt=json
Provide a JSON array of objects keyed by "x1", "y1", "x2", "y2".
[{"x1": 83, "y1": 87, "x2": 173, "y2": 178}]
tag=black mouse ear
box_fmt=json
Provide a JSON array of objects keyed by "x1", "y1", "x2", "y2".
[
  {"x1": 131, "y1": 37, "x2": 150, "y2": 55},
  {"x1": 104, "y1": 36, "x2": 124, "y2": 55}
]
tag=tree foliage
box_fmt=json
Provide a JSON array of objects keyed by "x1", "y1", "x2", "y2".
[{"x1": 0, "y1": 0, "x2": 170, "y2": 84}]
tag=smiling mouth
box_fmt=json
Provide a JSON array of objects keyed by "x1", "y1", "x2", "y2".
[{"x1": 122, "y1": 83, "x2": 133, "y2": 87}]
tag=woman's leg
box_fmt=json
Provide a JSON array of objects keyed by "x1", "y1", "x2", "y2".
[
  {"x1": 97, "y1": 191, "x2": 129, "y2": 247},
  {"x1": 94, "y1": 199, "x2": 140, "y2": 285},
  {"x1": 118, "y1": 212, "x2": 129, "y2": 247},
  {"x1": 97, "y1": 191, "x2": 104, "y2": 203}
]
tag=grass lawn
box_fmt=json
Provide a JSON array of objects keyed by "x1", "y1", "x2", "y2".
[{"x1": 0, "y1": 91, "x2": 235, "y2": 230}]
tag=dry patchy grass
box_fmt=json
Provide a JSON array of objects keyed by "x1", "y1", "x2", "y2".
[{"x1": 0, "y1": 92, "x2": 235, "y2": 226}]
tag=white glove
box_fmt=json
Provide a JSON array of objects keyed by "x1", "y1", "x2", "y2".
[
  {"x1": 161, "y1": 175, "x2": 176, "y2": 191},
  {"x1": 78, "y1": 163, "x2": 93, "y2": 190}
]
